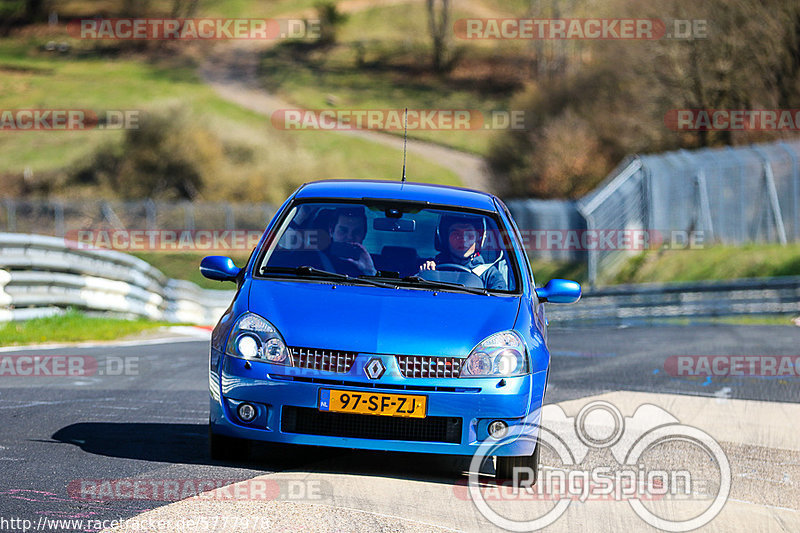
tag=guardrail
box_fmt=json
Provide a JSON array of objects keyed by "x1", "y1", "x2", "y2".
[
  {"x1": 0, "y1": 233, "x2": 235, "y2": 325},
  {"x1": 546, "y1": 276, "x2": 800, "y2": 325},
  {"x1": 3, "y1": 232, "x2": 796, "y2": 327}
]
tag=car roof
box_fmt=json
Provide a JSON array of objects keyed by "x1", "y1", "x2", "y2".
[{"x1": 293, "y1": 179, "x2": 499, "y2": 212}]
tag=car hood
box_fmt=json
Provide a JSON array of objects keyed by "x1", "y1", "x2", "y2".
[{"x1": 248, "y1": 280, "x2": 521, "y2": 356}]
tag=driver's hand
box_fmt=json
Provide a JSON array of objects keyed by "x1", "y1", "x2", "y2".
[
  {"x1": 419, "y1": 260, "x2": 436, "y2": 271},
  {"x1": 342, "y1": 243, "x2": 377, "y2": 276}
]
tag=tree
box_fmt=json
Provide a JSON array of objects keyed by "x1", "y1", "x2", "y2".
[
  {"x1": 170, "y1": 0, "x2": 199, "y2": 19},
  {"x1": 316, "y1": 2, "x2": 347, "y2": 46},
  {"x1": 24, "y1": 0, "x2": 46, "y2": 21},
  {"x1": 488, "y1": 0, "x2": 800, "y2": 197},
  {"x1": 426, "y1": 0, "x2": 449, "y2": 72},
  {"x1": 0, "y1": 0, "x2": 47, "y2": 34}
]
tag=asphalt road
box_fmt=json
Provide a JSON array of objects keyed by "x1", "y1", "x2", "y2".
[{"x1": 0, "y1": 324, "x2": 798, "y2": 532}]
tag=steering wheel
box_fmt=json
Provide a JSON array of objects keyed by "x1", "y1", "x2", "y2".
[{"x1": 434, "y1": 263, "x2": 473, "y2": 273}]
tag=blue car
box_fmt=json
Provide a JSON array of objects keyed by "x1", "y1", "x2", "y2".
[{"x1": 201, "y1": 179, "x2": 581, "y2": 480}]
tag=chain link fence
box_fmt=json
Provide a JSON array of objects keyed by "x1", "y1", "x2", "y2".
[
  {"x1": 579, "y1": 139, "x2": 800, "y2": 285},
  {"x1": 2, "y1": 138, "x2": 799, "y2": 286},
  {"x1": 0, "y1": 198, "x2": 276, "y2": 237}
]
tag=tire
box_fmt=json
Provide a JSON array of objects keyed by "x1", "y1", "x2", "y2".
[
  {"x1": 208, "y1": 425, "x2": 249, "y2": 461},
  {"x1": 495, "y1": 440, "x2": 540, "y2": 486}
]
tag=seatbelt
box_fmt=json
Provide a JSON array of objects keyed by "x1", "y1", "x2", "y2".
[{"x1": 470, "y1": 251, "x2": 503, "y2": 277}]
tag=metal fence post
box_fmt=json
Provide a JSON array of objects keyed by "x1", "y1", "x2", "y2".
[
  {"x1": 184, "y1": 202, "x2": 195, "y2": 230},
  {"x1": 54, "y1": 201, "x2": 65, "y2": 238},
  {"x1": 145, "y1": 199, "x2": 156, "y2": 231},
  {"x1": 778, "y1": 142, "x2": 799, "y2": 241},
  {"x1": 4, "y1": 199, "x2": 15, "y2": 232},
  {"x1": 586, "y1": 212, "x2": 597, "y2": 288},
  {"x1": 101, "y1": 202, "x2": 124, "y2": 230},
  {"x1": 752, "y1": 145, "x2": 788, "y2": 245},
  {"x1": 225, "y1": 204, "x2": 235, "y2": 230},
  {"x1": 696, "y1": 171, "x2": 714, "y2": 242}
]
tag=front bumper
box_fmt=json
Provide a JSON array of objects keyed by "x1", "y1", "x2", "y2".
[{"x1": 209, "y1": 350, "x2": 546, "y2": 457}]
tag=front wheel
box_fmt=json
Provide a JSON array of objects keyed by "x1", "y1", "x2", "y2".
[
  {"x1": 208, "y1": 425, "x2": 250, "y2": 461},
  {"x1": 495, "y1": 440, "x2": 540, "y2": 486}
]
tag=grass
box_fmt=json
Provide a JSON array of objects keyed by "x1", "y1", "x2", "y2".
[
  {"x1": 196, "y1": 0, "x2": 321, "y2": 18},
  {"x1": 257, "y1": 2, "x2": 527, "y2": 156},
  {"x1": 645, "y1": 315, "x2": 798, "y2": 326},
  {"x1": 688, "y1": 315, "x2": 798, "y2": 326},
  {"x1": 0, "y1": 309, "x2": 171, "y2": 345},
  {"x1": 531, "y1": 259, "x2": 588, "y2": 285},
  {"x1": 134, "y1": 243, "x2": 800, "y2": 290},
  {"x1": 54, "y1": 0, "x2": 320, "y2": 18},
  {"x1": 528, "y1": 242, "x2": 800, "y2": 288},
  {"x1": 132, "y1": 251, "x2": 252, "y2": 289},
  {"x1": 612, "y1": 243, "x2": 800, "y2": 284},
  {"x1": 0, "y1": 34, "x2": 461, "y2": 197}
]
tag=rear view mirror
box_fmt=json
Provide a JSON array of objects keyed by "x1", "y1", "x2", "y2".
[{"x1": 373, "y1": 218, "x2": 415, "y2": 232}]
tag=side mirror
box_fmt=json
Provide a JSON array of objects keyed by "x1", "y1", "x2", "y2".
[
  {"x1": 535, "y1": 279, "x2": 581, "y2": 304},
  {"x1": 200, "y1": 256, "x2": 241, "y2": 282}
]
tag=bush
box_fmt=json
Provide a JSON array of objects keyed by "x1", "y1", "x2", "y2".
[
  {"x1": 71, "y1": 106, "x2": 224, "y2": 200},
  {"x1": 489, "y1": 71, "x2": 624, "y2": 198}
]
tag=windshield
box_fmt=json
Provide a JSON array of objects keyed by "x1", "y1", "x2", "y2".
[{"x1": 257, "y1": 201, "x2": 519, "y2": 294}]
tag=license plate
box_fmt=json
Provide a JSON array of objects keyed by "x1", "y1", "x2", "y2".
[{"x1": 319, "y1": 389, "x2": 427, "y2": 418}]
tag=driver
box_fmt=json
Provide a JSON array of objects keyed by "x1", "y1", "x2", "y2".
[
  {"x1": 324, "y1": 206, "x2": 377, "y2": 277},
  {"x1": 419, "y1": 213, "x2": 506, "y2": 290}
]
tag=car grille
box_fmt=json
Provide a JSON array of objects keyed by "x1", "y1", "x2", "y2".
[
  {"x1": 291, "y1": 347, "x2": 357, "y2": 373},
  {"x1": 281, "y1": 406, "x2": 462, "y2": 444},
  {"x1": 396, "y1": 355, "x2": 464, "y2": 379}
]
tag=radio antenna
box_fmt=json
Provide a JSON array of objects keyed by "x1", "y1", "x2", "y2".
[{"x1": 401, "y1": 107, "x2": 408, "y2": 182}]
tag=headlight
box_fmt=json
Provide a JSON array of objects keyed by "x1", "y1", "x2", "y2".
[
  {"x1": 225, "y1": 312, "x2": 292, "y2": 365},
  {"x1": 460, "y1": 330, "x2": 527, "y2": 377}
]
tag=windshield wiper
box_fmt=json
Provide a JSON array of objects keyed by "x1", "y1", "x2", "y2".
[
  {"x1": 399, "y1": 275, "x2": 488, "y2": 296},
  {"x1": 261, "y1": 266, "x2": 398, "y2": 289}
]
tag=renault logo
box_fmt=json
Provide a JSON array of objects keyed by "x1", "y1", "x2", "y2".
[{"x1": 364, "y1": 358, "x2": 385, "y2": 379}]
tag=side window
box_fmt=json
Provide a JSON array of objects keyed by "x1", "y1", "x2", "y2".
[{"x1": 499, "y1": 201, "x2": 534, "y2": 285}]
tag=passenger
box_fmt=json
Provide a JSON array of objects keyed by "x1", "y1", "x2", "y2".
[
  {"x1": 419, "y1": 213, "x2": 506, "y2": 290},
  {"x1": 325, "y1": 206, "x2": 377, "y2": 277}
]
